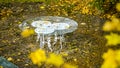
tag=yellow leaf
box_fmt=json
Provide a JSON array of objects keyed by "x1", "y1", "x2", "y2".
[
  {"x1": 21, "y1": 29, "x2": 34, "y2": 37},
  {"x1": 105, "y1": 33, "x2": 120, "y2": 45},
  {"x1": 111, "y1": 17, "x2": 120, "y2": 31},
  {"x1": 101, "y1": 49, "x2": 117, "y2": 68},
  {"x1": 101, "y1": 59, "x2": 117, "y2": 68},
  {"x1": 29, "y1": 49, "x2": 46, "y2": 66},
  {"x1": 63, "y1": 63, "x2": 78, "y2": 68},
  {"x1": 0, "y1": 66, "x2": 3, "y2": 68},
  {"x1": 102, "y1": 49, "x2": 115, "y2": 60},
  {"x1": 7, "y1": 57, "x2": 13, "y2": 61},
  {"x1": 111, "y1": 17, "x2": 120, "y2": 24},
  {"x1": 81, "y1": 7, "x2": 89, "y2": 14},
  {"x1": 46, "y1": 53, "x2": 64, "y2": 67},
  {"x1": 103, "y1": 21, "x2": 115, "y2": 31},
  {"x1": 101, "y1": 49, "x2": 120, "y2": 68},
  {"x1": 115, "y1": 50, "x2": 120, "y2": 64},
  {"x1": 103, "y1": 16, "x2": 120, "y2": 31},
  {"x1": 116, "y1": 3, "x2": 120, "y2": 11}
]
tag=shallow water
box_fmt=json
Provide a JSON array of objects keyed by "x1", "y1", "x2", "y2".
[{"x1": 0, "y1": 2, "x2": 107, "y2": 68}]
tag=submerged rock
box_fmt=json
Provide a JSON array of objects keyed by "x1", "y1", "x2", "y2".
[{"x1": 0, "y1": 57, "x2": 18, "y2": 68}]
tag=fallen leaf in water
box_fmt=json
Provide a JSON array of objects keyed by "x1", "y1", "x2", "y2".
[
  {"x1": 29, "y1": 49, "x2": 46, "y2": 66},
  {"x1": 7, "y1": 57, "x2": 13, "y2": 61},
  {"x1": 21, "y1": 29, "x2": 34, "y2": 37},
  {"x1": 46, "y1": 53, "x2": 64, "y2": 67},
  {"x1": 63, "y1": 63, "x2": 78, "y2": 68},
  {"x1": 116, "y1": 3, "x2": 120, "y2": 11},
  {"x1": 105, "y1": 33, "x2": 120, "y2": 45}
]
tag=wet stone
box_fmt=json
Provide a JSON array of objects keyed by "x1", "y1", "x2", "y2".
[{"x1": 0, "y1": 57, "x2": 18, "y2": 68}]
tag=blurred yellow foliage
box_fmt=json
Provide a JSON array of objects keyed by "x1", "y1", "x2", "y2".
[
  {"x1": 46, "y1": 53, "x2": 64, "y2": 67},
  {"x1": 105, "y1": 33, "x2": 120, "y2": 46},
  {"x1": 63, "y1": 63, "x2": 78, "y2": 68},
  {"x1": 115, "y1": 50, "x2": 120, "y2": 64},
  {"x1": 29, "y1": 49, "x2": 46, "y2": 66},
  {"x1": 102, "y1": 21, "x2": 114, "y2": 31},
  {"x1": 116, "y1": 3, "x2": 120, "y2": 11},
  {"x1": 21, "y1": 29, "x2": 34, "y2": 37},
  {"x1": 81, "y1": 7, "x2": 89, "y2": 14},
  {"x1": 101, "y1": 49, "x2": 120, "y2": 68},
  {"x1": 103, "y1": 16, "x2": 120, "y2": 31},
  {"x1": 0, "y1": 66, "x2": 3, "y2": 68},
  {"x1": 102, "y1": 3, "x2": 120, "y2": 68},
  {"x1": 29, "y1": 49, "x2": 78, "y2": 67}
]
